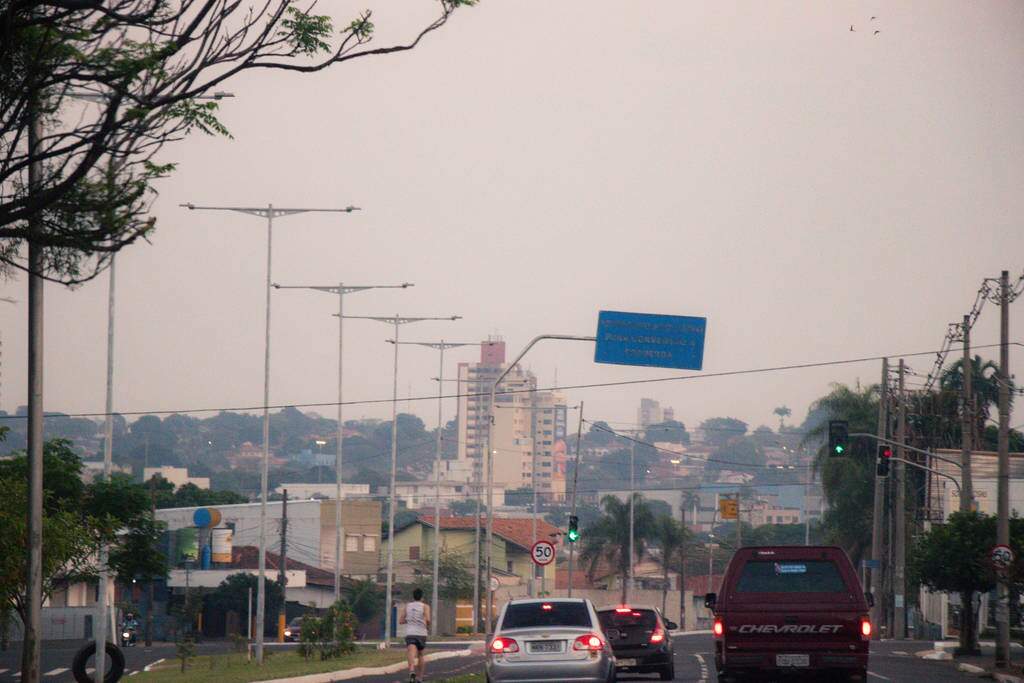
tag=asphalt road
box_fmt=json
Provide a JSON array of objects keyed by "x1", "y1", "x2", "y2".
[
  {"x1": 346, "y1": 634, "x2": 997, "y2": 682},
  {"x1": 0, "y1": 635, "x2": 996, "y2": 682}
]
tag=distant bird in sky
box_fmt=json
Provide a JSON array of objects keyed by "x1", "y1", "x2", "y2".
[
  {"x1": 850, "y1": 24, "x2": 855, "y2": 31},
  {"x1": 874, "y1": 30, "x2": 881, "y2": 35},
  {"x1": 870, "y1": 16, "x2": 878, "y2": 20}
]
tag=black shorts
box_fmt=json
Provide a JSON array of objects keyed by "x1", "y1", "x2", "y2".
[{"x1": 405, "y1": 635, "x2": 427, "y2": 651}]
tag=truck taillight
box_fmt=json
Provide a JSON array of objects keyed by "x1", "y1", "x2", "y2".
[
  {"x1": 860, "y1": 617, "x2": 872, "y2": 638},
  {"x1": 713, "y1": 618, "x2": 724, "y2": 637}
]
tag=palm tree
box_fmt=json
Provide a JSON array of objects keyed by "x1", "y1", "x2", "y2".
[
  {"x1": 650, "y1": 515, "x2": 689, "y2": 617},
  {"x1": 773, "y1": 405, "x2": 792, "y2": 431},
  {"x1": 580, "y1": 494, "x2": 654, "y2": 603},
  {"x1": 940, "y1": 355, "x2": 1014, "y2": 445}
]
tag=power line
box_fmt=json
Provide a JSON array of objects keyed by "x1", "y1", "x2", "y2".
[{"x1": 2, "y1": 341, "x2": 1020, "y2": 422}]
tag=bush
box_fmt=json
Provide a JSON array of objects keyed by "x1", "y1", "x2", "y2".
[{"x1": 299, "y1": 599, "x2": 357, "y2": 661}]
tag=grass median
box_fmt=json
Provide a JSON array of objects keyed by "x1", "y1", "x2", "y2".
[{"x1": 135, "y1": 649, "x2": 408, "y2": 683}]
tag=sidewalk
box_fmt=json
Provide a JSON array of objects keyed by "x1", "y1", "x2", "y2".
[{"x1": 916, "y1": 641, "x2": 1024, "y2": 681}]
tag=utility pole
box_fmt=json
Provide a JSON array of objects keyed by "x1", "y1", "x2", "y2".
[
  {"x1": 679, "y1": 502, "x2": 688, "y2": 627},
  {"x1": 566, "y1": 402, "x2": 584, "y2": 598},
  {"x1": 628, "y1": 438, "x2": 636, "y2": 601},
  {"x1": 995, "y1": 270, "x2": 1012, "y2": 668},
  {"x1": 735, "y1": 491, "x2": 742, "y2": 551},
  {"x1": 95, "y1": 253, "x2": 116, "y2": 683},
  {"x1": 278, "y1": 490, "x2": 287, "y2": 642},
  {"x1": 146, "y1": 492, "x2": 156, "y2": 647},
  {"x1": 179, "y1": 202, "x2": 359, "y2": 664},
  {"x1": 893, "y1": 359, "x2": 906, "y2": 639},
  {"x1": 960, "y1": 315, "x2": 974, "y2": 510},
  {"x1": 869, "y1": 358, "x2": 888, "y2": 635},
  {"x1": 23, "y1": 100, "x2": 46, "y2": 683}
]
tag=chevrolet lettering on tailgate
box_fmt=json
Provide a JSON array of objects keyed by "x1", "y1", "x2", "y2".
[{"x1": 737, "y1": 624, "x2": 843, "y2": 634}]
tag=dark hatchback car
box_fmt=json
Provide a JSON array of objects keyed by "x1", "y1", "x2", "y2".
[{"x1": 597, "y1": 605, "x2": 677, "y2": 680}]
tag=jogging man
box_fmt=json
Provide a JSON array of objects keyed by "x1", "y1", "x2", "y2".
[{"x1": 400, "y1": 588, "x2": 431, "y2": 682}]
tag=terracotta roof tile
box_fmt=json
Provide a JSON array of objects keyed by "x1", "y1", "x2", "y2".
[{"x1": 419, "y1": 515, "x2": 562, "y2": 551}]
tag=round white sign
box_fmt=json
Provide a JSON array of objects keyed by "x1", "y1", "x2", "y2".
[
  {"x1": 531, "y1": 540, "x2": 556, "y2": 566},
  {"x1": 489, "y1": 576, "x2": 500, "y2": 592}
]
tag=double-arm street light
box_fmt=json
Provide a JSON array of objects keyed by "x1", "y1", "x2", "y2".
[
  {"x1": 273, "y1": 282, "x2": 413, "y2": 600},
  {"x1": 388, "y1": 340, "x2": 492, "y2": 635},
  {"x1": 179, "y1": 203, "x2": 359, "y2": 664},
  {"x1": 340, "y1": 314, "x2": 461, "y2": 645}
]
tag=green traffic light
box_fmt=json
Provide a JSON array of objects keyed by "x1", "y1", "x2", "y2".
[
  {"x1": 567, "y1": 529, "x2": 579, "y2": 542},
  {"x1": 835, "y1": 445, "x2": 844, "y2": 454}
]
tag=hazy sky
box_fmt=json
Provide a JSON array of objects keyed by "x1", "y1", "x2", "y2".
[{"x1": 1, "y1": 1, "x2": 1022, "y2": 436}]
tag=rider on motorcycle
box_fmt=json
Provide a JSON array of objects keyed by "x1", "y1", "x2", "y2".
[{"x1": 121, "y1": 612, "x2": 140, "y2": 646}]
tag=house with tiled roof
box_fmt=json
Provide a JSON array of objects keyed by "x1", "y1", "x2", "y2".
[{"x1": 386, "y1": 514, "x2": 561, "y2": 588}]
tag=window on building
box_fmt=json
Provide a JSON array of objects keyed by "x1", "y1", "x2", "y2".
[
  {"x1": 364, "y1": 535, "x2": 376, "y2": 552},
  {"x1": 346, "y1": 535, "x2": 360, "y2": 552},
  {"x1": 409, "y1": 546, "x2": 420, "y2": 560}
]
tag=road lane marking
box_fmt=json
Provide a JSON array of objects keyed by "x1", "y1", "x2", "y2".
[
  {"x1": 892, "y1": 650, "x2": 909, "y2": 656},
  {"x1": 868, "y1": 673, "x2": 891, "y2": 681},
  {"x1": 694, "y1": 653, "x2": 709, "y2": 681},
  {"x1": 44, "y1": 668, "x2": 69, "y2": 677},
  {"x1": 0, "y1": 669, "x2": 7, "y2": 674}
]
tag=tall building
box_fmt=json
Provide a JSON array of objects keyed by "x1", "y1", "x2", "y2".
[
  {"x1": 638, "y1": 398, "x2": 664, "y2": 427},
  {"x1": 455, "y1": 339, "x2": 568, "y2": 498}
]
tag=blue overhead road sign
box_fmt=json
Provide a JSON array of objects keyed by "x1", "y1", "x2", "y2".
[{"x1": 594, "y1": 310, "x2": 706, "y2": 371}]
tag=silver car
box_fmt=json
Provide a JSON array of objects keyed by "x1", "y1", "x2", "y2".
[{"x1": 485, "y1": 598, "x2": 616, "y2": 683}]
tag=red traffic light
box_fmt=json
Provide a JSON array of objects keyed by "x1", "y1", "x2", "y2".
[{"x1": 879, "y1": 445, "x2": 893, "y2": 459}]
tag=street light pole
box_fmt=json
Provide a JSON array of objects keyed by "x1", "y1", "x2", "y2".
[
  {"x1": 484, "y1": 334, "x2": 595, "y2": 634},
  {"x1": 389, "y1": 341, "x2": 489, "y2": 635},
  {"x1": 179, "y1": 203, "x2": 359, "y2": 664},
  {"x1": 340, "y1": 315, "x2": 460, "y2": 645},
  {"x1": 273, "y1": 282, "x2": 411, "y2": 600}
]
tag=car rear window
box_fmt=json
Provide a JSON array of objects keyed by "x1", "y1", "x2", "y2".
[
  {"x1": 501, "y1": 602, "x2": 592, "y2": 629},
  {"x1": 598, "y1": 609, "x2": 657, "y2": 628},
  {"x1": 734, "y1": 560, "x2": 849, "y2": 593}
]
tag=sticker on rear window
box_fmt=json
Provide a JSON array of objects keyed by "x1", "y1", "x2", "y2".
[{"x1": 774, "y1": 563, "x2": 807, "y2": 574}]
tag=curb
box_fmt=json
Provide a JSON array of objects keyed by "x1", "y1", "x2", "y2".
[
  {"x1": 915, "y1": 649, "x2": 952, "y2": 661},
  {"x1": 957, "y1": 663, "x2": 986, "y2": 675},
  {"x1": 992, "y1": 674, "x2": 1024, "y2": 683},
  {"x1": 259, "y1": 648, "x2": 475, "y2": 683}
]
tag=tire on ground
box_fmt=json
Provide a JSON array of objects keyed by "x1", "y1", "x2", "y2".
[{"x1": 72, "y1": 640, "x2": 126, "y2": 683}]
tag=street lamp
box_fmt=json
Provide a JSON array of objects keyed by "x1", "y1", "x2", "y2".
[
  {"x1": 388, "y1": 340, "x2": 493, "y2": 635},
  {"x1": 273, "y1": 281, "x2": 412, "y2": 601},
  {"x1": 339, "y1": 314, "x2": 461, "y2": 645},
  {"x1": 179, "y1": 202, "x2": 359, "y2": 664}
]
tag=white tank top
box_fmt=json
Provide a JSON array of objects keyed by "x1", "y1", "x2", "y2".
[{"x1": 405, "y1": 601, "x2": 428, "y2": 637}]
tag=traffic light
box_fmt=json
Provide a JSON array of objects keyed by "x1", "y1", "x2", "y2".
[
  {"x1": 876, "y1": 443, "x2": 892, "y2": 477},
  {"x1": 828, "y1": 420, "x2": 849, "y2": 457},
  {"x1": 567, "y1": 515, "x2": 580, "y2": 543}
]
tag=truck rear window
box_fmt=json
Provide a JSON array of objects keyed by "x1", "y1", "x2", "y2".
[
  {"x1": 501, "y1": 602, "x2": 592, "y2": 629},
  {"x1": 735, "y1": 560, "x2": 848, "y2": 593}
]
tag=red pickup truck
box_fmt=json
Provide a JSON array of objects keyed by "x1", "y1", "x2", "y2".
[{"x1": 705, "y1": 546, "x2": 873, "y2": 682}]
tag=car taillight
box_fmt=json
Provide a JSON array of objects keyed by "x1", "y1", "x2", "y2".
[
  {"x1": 860, "y1": 617, "x2": 872, "y2": 638},
  {"x1": 713, "y1": 618, "x2": 724, "y2": 637},
  {"x1": 573, "y1": 633, "x2": 604, "y2": 651},
  {"x1": 490, "y1": 637, "x2": 519, "y2": 654},
  {"x1": 650, "y1": 626, "x2": 665, "y2": 644}
]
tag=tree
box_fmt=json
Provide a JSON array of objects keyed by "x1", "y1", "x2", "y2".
[
  {"x1": 700, "y1": 417, "x2": 748, "y2": 447},
  {"x1": 1, "y1": 0, "x2": 476, "y2": 283},
  {"x1": 650, "y1": 515, "x2": 688, "y2": 617},
  {"x1": 343, "y1": 578, "x2": 384, "y2": 629},
  {"x1": 909, "y1": 512, "x2": 999, "y2": 655},
  {"x1": 579, "y1": 494, "x2": 655, "y2": 603},
  {"x1": 773, "y1": 406, "x2": 792, "y2": 431},
  {"x1": 940, "y1": 356, "x2": 1014, "y2": 444},
  {"x1": 645, "y1": 420, "x2": 689, "y2": 445},
  {"x1": 412, "y1": 550, "x2": 474, "y2": 606},
  {"x1": 801, "y1": 383, "x2": 879, "y2": 567},
  {"x1": 450, "y1": 499, "x2": 484, "y2": 517},
  {"x1": 505, "y1": 487, "x2": 534, "y2": 508},
  {"x1": 207, "y1": 572, "x2": 283, "y2": 636}
]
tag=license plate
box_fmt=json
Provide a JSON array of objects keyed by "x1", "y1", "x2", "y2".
[
  {"x1": 528, "y1": 640, "x2": 562, "y2": 653},
  {"x1": 776, "y1": 654, "x2": 810, "y2": 667},
  {"x1": 617, "y1": 658, "x2": 637, "y2": 667}
]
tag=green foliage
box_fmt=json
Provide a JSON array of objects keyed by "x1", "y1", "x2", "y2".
[
  {"x1": 281, "y1": 8, "x2": 334, "y2": 56},
  {"x1": 580, "y1": 494, "x2": 655, "y2": 602},
  {"x1": 505, "y1": 487, "x2": 533, "y2": 507},
  {"x1": 700, "y1": 417, "x2": 748, "y2": 446},
  {"x1": 166, "y1": 100, "x2": 233, "y2": 138},
  {"x1": 299, "y1": 600, "x2": 357, "y2": 660},
  {"x1": 344, "y1": 578, "x2": 385, "y2": 625},
  {"x1": 206, "y1": 573, "x2": 283, "y2": 635},
  {"x1": 801, "y1": 383, "x2": 880, "y2": 567},
  {"x1": 176, "y1": 636, "x2": 196, "y2": 673},
  {"x1": 412, "y1": 550, "x2": 474, "y2": 603},
  {"x1": 645, "y1": 420, "x2": 690, "y2": 445},
  {"x1": 909, "y1": 512, "x2": 999, "y2": 596}
]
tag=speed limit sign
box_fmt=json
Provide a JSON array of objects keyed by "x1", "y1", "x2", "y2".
[{"x1": 531, "y1": 540, "x2": 556, "y2": 566}]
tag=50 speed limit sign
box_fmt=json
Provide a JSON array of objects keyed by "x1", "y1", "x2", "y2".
[{"x1": 531, "y1": 540, "x2": 556, "y2": 566}]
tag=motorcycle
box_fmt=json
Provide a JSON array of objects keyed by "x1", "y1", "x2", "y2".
[{"x1": 121, "y1": 623, "x2": 138, "y2": 647}]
